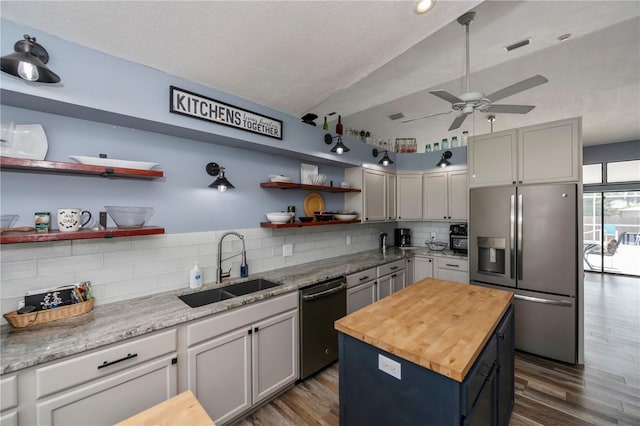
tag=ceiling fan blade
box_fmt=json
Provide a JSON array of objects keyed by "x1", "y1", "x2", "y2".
[
  {"x1": 401, "y1": 110, "x2": 452, "y2": 124},
  {"x1": 430, "y1": 90, "x2": 464, "y2": 105},
  {"x1": 448, "y1": 113, "x2": 468, "y2": 131},
  {"x1": 486, "y1": 75, "x2": 548, "y2": 102},
  {"x1": 484, "y1": 104, "x2": 536, "y2": 114}
]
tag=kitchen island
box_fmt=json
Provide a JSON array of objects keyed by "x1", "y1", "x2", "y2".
[{"x1": 335, "y1": 278, "x2": 514, "y2": 426}]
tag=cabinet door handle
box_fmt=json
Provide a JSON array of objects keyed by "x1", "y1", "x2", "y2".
[
  {"x1": 359, "y1": 275, "x2": 370, "y2": 281},
  {"x1": 445, "y1": 263, "x2": 459, "y2": 268},
  {"x1": 248, "y1": 329, "x2": 252, "y2": 335},
  {"x1": 254, "y1": 327, "x2": 259, "y2": 333},
  {"x1": 98, "y1": 353, "x2": 138, "y2": 369},
  {"x1": 391, "y1": 274, "x2": 397, "y2": 278}
]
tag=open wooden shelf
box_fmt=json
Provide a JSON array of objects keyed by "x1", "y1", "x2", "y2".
[
  {"x1": 0, "y1": 226, "x2": 165, "y2": 244},
  {"x1": 260, "y1": 182, "x2": 360, "y2": 192},
  {"x1": 260, "y1": 220, "x2": 360, "y2": 229},
  {"x1": 0, "y1": 156, "x2": 164, "y2": 179}
]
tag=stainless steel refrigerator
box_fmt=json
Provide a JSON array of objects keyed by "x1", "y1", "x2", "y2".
[{"x1": 469, "y1": 183, "x2": 578, "y2": 364}]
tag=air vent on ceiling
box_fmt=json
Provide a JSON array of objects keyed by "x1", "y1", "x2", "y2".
[
  {"x1": 505, "y1": 38, "x2": 531, "y2": 52},
  {"x1": 388, "y1": 113, "x2": 405, "y2": 120}
]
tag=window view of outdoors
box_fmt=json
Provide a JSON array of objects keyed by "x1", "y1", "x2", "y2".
[{"x1": 584, "y1": 191, "x2": 640, "y2": 276}]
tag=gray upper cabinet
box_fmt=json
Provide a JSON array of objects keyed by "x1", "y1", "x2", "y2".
[
  {"x1": 423, "y1": 168, "x2": 468, "y2": 221},
  {"x1": 468, "y1": 117, "x2": 581, "y2": 187},
  {"x1": 397, "y1": 174, "x2": 423, "y2": 221}
]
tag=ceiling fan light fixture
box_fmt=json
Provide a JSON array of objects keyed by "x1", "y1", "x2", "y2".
[{"x1": 413, "y1": 0, "x2": 435, "y2": 14}]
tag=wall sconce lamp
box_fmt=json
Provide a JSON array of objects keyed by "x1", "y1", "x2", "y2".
[
  {"x1": 372, "y1": 148, "x2": 394, "y2": 166},
  {"x1": 324, "y1": 133, "x2": 350, "y2": 155},
  {"x1": 206, "y1": 162, "x2": 235, "y2": 192},
  {"x1": 0, "y1": 35, "x2": 61, "y2": 83},
  {"x1": 436, "y1": 150, "x2": 453, "y2": 168}
]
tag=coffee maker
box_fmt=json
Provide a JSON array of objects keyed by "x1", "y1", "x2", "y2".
[{"x1": 394, "y1": 228, "x2": 412, "y2": 247}]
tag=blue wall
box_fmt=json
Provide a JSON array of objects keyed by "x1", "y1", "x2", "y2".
[
  {"x1": 583, "y1": 140, "x2": 640, "y2": 164},
  {"x1": 0, "y1": 19, "x2": 389, "y2": 232}
]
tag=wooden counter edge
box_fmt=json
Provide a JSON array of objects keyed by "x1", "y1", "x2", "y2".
[
  {"x1": 114, "y1": 390, "x2": 215, "y2": 426},
  {"x1": 335, "y1": 279, "x2": 514, "y2": 382}
]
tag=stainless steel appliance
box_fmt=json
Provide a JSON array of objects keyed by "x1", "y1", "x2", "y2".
[
  {"x1": 394, "y1": 228, "x2": 411, "y2": 247},
  {"x1": 449, "y1": 223, "x2": 468, "y2": 254},
  {"x1": 299, "y1": 276, "x2": 347, "y2": 379},
  {"x1": 469, "y1": 184, "x2": 578, "y2": 364}
]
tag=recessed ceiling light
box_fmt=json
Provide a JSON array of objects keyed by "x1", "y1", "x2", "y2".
[
  {"x1": 557, "y1": 33, "x2": 571, "y2": 42},
  {"x1": 413, "y1": 0, "x2": 435, "y2": 15}
]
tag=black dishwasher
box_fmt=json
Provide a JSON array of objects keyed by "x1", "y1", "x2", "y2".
[{"x1": 299, "y1": 276, "x2": 347, "y2": 379}]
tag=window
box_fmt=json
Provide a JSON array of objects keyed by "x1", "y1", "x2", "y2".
[
  {"x1": 606, "y1": 160, "x2": 640, "y2": 183},
  {"x1": 583, "y1": 163, "x2": 603, "y2": 184}
]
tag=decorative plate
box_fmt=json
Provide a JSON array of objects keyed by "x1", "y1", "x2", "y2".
[
  {"x1": 69, "y1": 156, "x2": 160, "y2": 170},
  {"x1": 0, "y1": 124, "x2": 48, "y2": 160},
  {"x1": 303, "y1": 192, "x2": 325, "y2": 217}
]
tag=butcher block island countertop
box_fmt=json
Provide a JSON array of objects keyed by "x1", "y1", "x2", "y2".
[{"x1": 334, "y1": 278, "x2": 513, "y2": 382}]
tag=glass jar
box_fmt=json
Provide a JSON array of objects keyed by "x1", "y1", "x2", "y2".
[
  {"x1": 461, "y1": 131, "x2": 469, "y2": 146},
  {"x1": 442, "y1": 138, "x2": 449, "y2": 149},
  {"x1": 451, "y1": 136, "x2": 459, "y2": 147},
  {"x1": 433, "y1": 142, "x2": 440, "y2": 151}
]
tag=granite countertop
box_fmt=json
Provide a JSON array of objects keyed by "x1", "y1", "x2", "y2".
[
  {"x1": 1, "y1": 247, "x2": 466, "y2": 375},
  {"x1": 335, "y1": 278, "x2": 512, "y2": 382}
]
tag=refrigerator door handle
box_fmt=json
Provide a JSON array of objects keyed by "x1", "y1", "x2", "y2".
[
  {"x1": 510, "y1": 194, "x2": 516, "y2": 280},
  {"x1": 517, "y1": 193, "x2": 523, "y2": 280},
  {"x1": 514, "y1": 294, "x2": 573, "y2": 307}
]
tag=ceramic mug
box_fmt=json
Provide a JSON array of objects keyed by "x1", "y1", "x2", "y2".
[{"x1": 57, "y1": 209, "x2": 92, "y2": 232}]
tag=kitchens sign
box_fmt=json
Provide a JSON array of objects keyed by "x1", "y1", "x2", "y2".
[{"x1": 170, "y1": 86, "x2": 283, "y2": 140}]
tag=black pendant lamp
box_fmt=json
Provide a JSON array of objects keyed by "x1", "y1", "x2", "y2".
[
  {"x1": 372, "y1": 149, "x2": 394, "y2": 166},
  {"x1": 206, "y1": 162, "x2": 235, "y2": 192},
  {"x1": 1, "y1": 35, "x2": 61, "y2": 83},
  {"x1": 436, "y1": 150, "x2": 453, "y2": 168},
  {"x1": 324, "y1": 133, "x2": 350, "y2": 155}
]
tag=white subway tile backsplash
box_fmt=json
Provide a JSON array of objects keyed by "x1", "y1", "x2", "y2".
[
  {"x1": 104, "y1": 248, "x2": 156, "y2": 267},
  {"x1": 0, "y1": 259, "x2": 37, "y2": 281},
  {"x1": 1, "y1": 223, "x2": 394, "y2": 324},
  {"x1": 38, "y1": 253, "x2": 103, "y2": 275}
]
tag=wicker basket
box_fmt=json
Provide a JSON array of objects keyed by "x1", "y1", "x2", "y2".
[{"x1": 3, "y1": 298, "x2": 95, "y2": 328}]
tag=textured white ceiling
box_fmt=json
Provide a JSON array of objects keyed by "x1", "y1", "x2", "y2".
[{"x1": 1, "y1": 1, "x2": 639, "y2": 146}]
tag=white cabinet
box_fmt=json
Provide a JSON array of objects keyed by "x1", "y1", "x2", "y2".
[
  {"x1": 435, "y1": 257, "x2": 468, "y2": 283},
  {"x1": 344, "y1": 167, "x2": 395, "y2": 222},
  {"x1": 35, "y1": 329, "x2": 178, "y2": 426},
  {"x1": 185, "y1": 293, "x2": 298, "y2": 425},
  {"x1": 397, "y1": 174, "x2": 423, "y2": 220},
  {"x1": 423, "y1": 168, "x2": 468, "y2": 221},
  {"x1": 347, "y1": 267, "x2": 377, "y2": 314},
  {"x1": 347, "y1": 280, "x2": 376, "y2": 314},
  {"x1": 387, "y1": 173, "x2": 397, "y2": 220},
  {"x1": 405, "y1": 258, "x2": 414, "y2": 286},
  {"x1": 1, "y1": 375, "x2": 18, "y2": 426},
  {"x1": 413, "y1": 256, "x2": 434, "y2": 284},
  {"x1": 377, "y1": 260, "x2": 405, "y2": 300},
  {"x1": 468, "y1": 117, "x2": 581, "y2": 187},
  {"x1": 363, "y1": 169, "x2": 387, "y2": 221}
]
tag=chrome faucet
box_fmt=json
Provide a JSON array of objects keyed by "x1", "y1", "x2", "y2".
[{"x1": 216, "y1": 231, "x2": 247, "y2": 284}]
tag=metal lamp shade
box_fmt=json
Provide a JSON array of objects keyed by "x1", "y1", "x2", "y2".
[{"x1": 0, "y1": 35, "x2": 61, "y2": 83}]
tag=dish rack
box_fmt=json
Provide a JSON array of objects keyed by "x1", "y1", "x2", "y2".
[
  {"x1": 3, "y1": 298, "x2": 95, "y2": 328},
  {"x1": 426, "y1": 241, "x2": 448, "y2": 251}
]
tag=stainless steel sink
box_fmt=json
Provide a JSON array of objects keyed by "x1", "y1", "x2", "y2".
[{"x1": 178, "y1": 278, "x2": 281, "y2": 308}]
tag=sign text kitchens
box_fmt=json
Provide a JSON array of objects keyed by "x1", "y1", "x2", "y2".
[{"x1": 170, "y1": 86, "x2": 282, "y2": 140}]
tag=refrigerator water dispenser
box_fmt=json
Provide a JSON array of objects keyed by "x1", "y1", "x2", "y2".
[{"x1": 477, "y1": 237, "x2": 506, "y2": 275}]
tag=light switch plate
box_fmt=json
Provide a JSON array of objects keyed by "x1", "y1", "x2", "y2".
[
  {"x1": 430, "y1": 232, "x2": 437, "y2": 240},
  {"x1": 378, "y1": 354, "x2": 401, "y2": 380},
  {"x1": 346, "y1": 235, "x2": 351, "y2": 246},
  {"x1": 283, "y1": 243, "x2": 293, "y2": 257}
]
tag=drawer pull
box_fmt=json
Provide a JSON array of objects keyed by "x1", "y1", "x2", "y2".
[
  {"x1": 98, "y1": 352, "x2": 138, "y2": 369},
  {"x1": 359, "y1": 276, "x2": 370, "y2": 281},
  {"x1": 445, "y1": 263, "x2": 460, "y2": 268},
  {"x1": 390, "y1": 266, "x2": 399, "y2": 270}
]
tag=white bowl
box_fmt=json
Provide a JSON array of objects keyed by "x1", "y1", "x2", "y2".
[
  {"x1": 105, "y1": 206, "x2": 154, "y2": 228},
  {"x1": 269, "y1": 174, "x2": 292, "y2": 183},
  {"x1": 266, "y1": 212, "x2": 294, "y2": 224},
  {"x1": 335, "y1": 213, "x2": 359, "y2": 221}
]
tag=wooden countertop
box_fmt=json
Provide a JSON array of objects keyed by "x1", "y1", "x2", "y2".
[
  {"x1": 115, "y1": 390, "x2": 215, "y2": 425},
  {"x1": 334, "y1": 278, "x2": 513, "y2": 382}
]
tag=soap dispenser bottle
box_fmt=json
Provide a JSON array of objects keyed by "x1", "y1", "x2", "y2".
[
  {"x1": 241, "y1": 252, "x2": 249, "y2": 278},
  {"x1": 190, "y1": 261, "x2": 203, "y2": 289}
]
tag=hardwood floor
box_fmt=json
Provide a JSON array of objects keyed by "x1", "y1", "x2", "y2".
[{"x1": 237, "y1": 273, "x2": 640, "y2": 425}]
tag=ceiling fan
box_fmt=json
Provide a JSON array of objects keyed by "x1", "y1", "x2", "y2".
[{"x1": 403, "y1": 11, "x2": 548, "y2": 130}]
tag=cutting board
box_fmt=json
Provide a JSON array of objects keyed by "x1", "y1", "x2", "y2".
[{"x1": 115, "y1": 390, "x2": 215, "y2": 425}]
